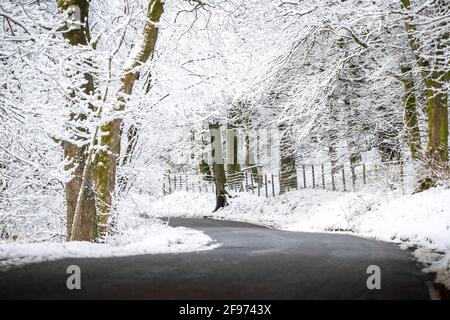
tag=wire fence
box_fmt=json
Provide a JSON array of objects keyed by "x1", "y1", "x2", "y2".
[{"x1": 162, "y1": 160, "x2": 411, "y2": 197}]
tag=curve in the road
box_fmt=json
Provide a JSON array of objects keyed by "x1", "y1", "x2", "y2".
[{"x1": 0, "y1": 218, "x2": 430, "y2": 299}]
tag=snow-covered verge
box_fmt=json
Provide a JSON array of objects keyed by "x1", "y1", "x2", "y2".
[
  {"x1": 0, "y1": 196, "x2": 219, "y2": 270},
  {"x1": 0, "y1": 222, "x2": 217, "y2": 271},
  {"x1": 148, "y1": 188, "x2": 450, "y2": 289}
]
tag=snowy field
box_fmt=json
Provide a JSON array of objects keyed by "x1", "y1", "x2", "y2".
[{"x1": 147, "y1": 187, "x2": 450, "y2": 289}]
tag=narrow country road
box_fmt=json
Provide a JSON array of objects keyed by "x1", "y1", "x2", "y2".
[{"x1": 0, "y1": 218, "x2": 431, "y2": 299}]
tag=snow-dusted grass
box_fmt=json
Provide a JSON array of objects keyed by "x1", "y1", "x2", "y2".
[
  {"x1": 0, "y1": 195, "x2": 219, "y2": 270},
  {"x1": 149, "y1": 188, "x2": 450, "y2": 289}
]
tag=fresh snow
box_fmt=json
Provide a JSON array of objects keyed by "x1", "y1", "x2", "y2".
[
  {"x1": 148, "y1": 188, "x2": 450, "y2": 289},
  {"x1": 0, "y1": 222, "x2": 218, "y2": 270},
  {"x1": 0, "y1": 202, "x2": 219, "y2": 270}
]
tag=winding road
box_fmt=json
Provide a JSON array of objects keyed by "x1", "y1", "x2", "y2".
[{"x1": 0, "y1": 218, "x2": 432, "y2": 299}]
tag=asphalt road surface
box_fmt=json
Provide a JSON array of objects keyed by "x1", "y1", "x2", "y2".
[{"x1": 0, "y1": 218, "x2": 432, "y2": 299}]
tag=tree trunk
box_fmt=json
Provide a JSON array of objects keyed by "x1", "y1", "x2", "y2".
[
  {"x1": 349, "y1": 153, "x2": 361, "y2": 190},
  {"x1": 199, "y1": 133, "x2": 212, "y2": 175},
  {"x1": 426, "y1": 78, "x2": 448, "y2": 163},
  {"x1": 57, "y1": 0, "x2": 97, "y2": 241},
  {"x1": 400, "y1": 65, "x2": 422, "y2": 160},
  {"x1": 226, "y1": 127, "x2": 241, "y2": 175},
  {"x1": 117, "y1": 124, "x2": 140, "y2": 193},
  {"x1": 92, "y1": 0, "x2": 164, "y2": 240},
  {"x1": 63, "y1": 142, "x2": 97, "y2": 241},
  {"x1": 401, "y1": 0, "x2": 449, "y2": 165},
  {"x1": 197, "y1": 131, "x2": 211, "y2": 175},
  {"x1": 279, "y1": 123, "x2": 298, "y2": 194},
  {"x1": 209, "y1": 124, "x2": 227, "y2": 211}
]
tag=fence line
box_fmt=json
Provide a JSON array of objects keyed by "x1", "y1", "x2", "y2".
[{"x1": 162, "y1": 160, "x2": 409, "y2": 197}]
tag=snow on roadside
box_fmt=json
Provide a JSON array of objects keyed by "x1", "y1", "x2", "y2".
[
  {"x1": 0, "y1": 195, "x2": 219, "y2": 270},
  {"x1": 149, "y1": 188, "x2": 450, "y2": 289},
  {"x1": 0, "y1": 221, "x2": 218, "y2": 270}
]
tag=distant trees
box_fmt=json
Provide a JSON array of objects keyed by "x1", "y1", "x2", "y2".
[
  {"x1": 248, "y1": 0, "x2": 449, "y2": 192},
  {"x1": 1, "y1": 0, "x2": 449, "y2": 240}
]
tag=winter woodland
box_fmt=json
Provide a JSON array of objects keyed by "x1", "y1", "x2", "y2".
[{"x1": 1, "y1": 0, "x2": 450, "y2": 288}]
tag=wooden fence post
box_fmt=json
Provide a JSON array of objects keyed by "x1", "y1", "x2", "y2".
[
  {"x1": 362, "y1": 163, "x2": 367, "y2": 185},
  {"x1": 278, "y1": 171, "x2": 282, "y2": 195},
  {"x1": 258, "y1": 175, "x2": 261, "y2": 196},
  {"x1": 400, "y1": 161, "x2": 405, "y2": 195},
  {"x1": 272, "y1": 174, "x2": 275, "y2": 197},
  {"x1": 168, "y1": 175, "x2": 172, "y2": 194},
  {"x1": 245, "y1": 171, "x2": 248, "y2": 192},
  {"x1": 264, "y1": 174, "x2": 268, "y2": 197},
  {"x1": 311, "y1": 164, "x2": 315, "y2": 188},
  {"x1": 321, "y1": 164, "x2": 325, "y2": 189},
  {"x1": 331, "y1": 168, "x2": 335, "y2": 191},
  {"x1": 302, "y1": 164, "x2": 306, "y2": 188},
  {"x1": 251, "y1": 173, "x2": 255, "y2": 194},
  {"x1": 185, "y1": 176, "x2": 188, "y2": 192},
  {"x1": 342, "y1": 167, "x2": 346, "y2": 192},
  {"x1": 351, "y1": 164, "x2": 356, "y2": 191},
  {"x1": 163, "y1": 181, "x2": 166, "y2": 195}
]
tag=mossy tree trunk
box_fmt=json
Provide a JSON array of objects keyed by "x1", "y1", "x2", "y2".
[
  {"x1": 401, "y1": 0, "x2": 449, "y2": 168},
  {"x1": 57, "y1": 0, "x2": 97, "y2": 241},
  {"x1": 199, "y1": 132, "x2": 212, "y2": 175},
  {"x1": 400, "y1": 64, "x2": 422, "y2": 160},
  {"x1": 327, "y1": 100, "x2": 339, "y2": 175},
  {"x1": 425, "y1": 78, "x2": 448, "y2": 164},
  {"x1": 226, "y1": 126, "x2": 241, "y2": 174},
  {"x1": 118, "y1": 124, "x2": 140, "y2": 193},
  {"x1": 279, "y1": 123, "x2": 298, "y2": 194},
  {"x1": 209, "y1": 124, "x2": 227, "y2": 211},
  {"x1": 92, "y1": 0, "x2": 164, "y2": 240}
]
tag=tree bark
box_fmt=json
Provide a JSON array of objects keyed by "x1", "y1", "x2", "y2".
[
  {"x1": 117, "y1": 124, "x2": 140, "y2": 193},
  {"x1": 279, "y1": 123, "x2": 298, "y2": 193},
  {"x1": 426, "y1": 78, "x2": 448, "y2": 163},
  {"x1": 226, "y1": 126, "x2": 241, "y2": 174},
  {"x1": 199, "y1": 132, "x2": 212, "y2": 175},
  {"x1": 57, "y1": 0, "x2": 97, "y2": 241},
  {"x1": 401, "y1": 0, "x2": 448, "y2": 165},
  {"x1": 209, "y1": 124, "x2": 227, "y2": 211},
  {"x1": 92, "y1": 0, "x2": 164, "y2": 240},
  {"x1": 400, "y1": 64, "x2": 422, "y2": 160}
]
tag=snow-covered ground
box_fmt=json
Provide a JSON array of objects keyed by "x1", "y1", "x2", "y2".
[
  {"x1": 0, "y1": 222, "x2": 217, "y2": 270},
  {"x1": 0, "y1": 197, "x2": 219, "y2": 270},
  {"x1": 147, "y1": 187, "x2": 450, "y2": 289}
]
